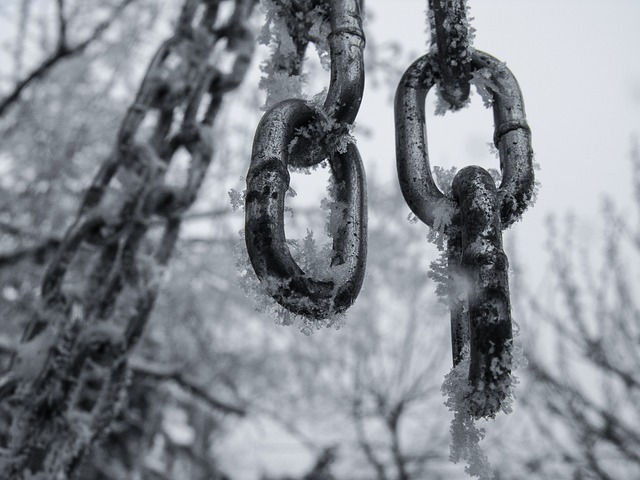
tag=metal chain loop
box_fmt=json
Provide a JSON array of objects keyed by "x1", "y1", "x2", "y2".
[
  {"x1": 1, "y1": 1, "x2": 257, "y2": 477},
  {"x1": 396, "y1": 51, "x2": 533, "y2": 230},
  {"x1": 245, "y1": 0, "x2": 367, "y2": 319},
  {"x1": 428, "y1": 0, "x2": 472, "y2": 109},
  {"x1": 396, "y1": 16, "x2": 534, "y2": 416}
]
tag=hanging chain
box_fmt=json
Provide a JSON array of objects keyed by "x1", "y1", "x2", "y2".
[
  {"x1": 396, "y1": 0, "x2": 535, "y2": 418},
  {"x1": 245, "y1": 0, "x2": 367, "y2": 320},
  {"x1": 0, "y1": 0, "x2": 256, "y2": 476},
  {"x1": 428, "y1": 0, "x2": 472, "y2": 109}
]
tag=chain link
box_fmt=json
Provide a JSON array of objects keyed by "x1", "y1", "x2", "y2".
[
  {"x1": 0, "y1": 1, "x2": 256, "y2": 476},
  {"x1": 396, "y1": 8, "x2": 535, "y2": 417},
  {"x1": 245, "y1": 0, "x2": 367, "y2": 319},
  {"x1": 428, "y1": 0, "x2": 472, "y2": 109}
]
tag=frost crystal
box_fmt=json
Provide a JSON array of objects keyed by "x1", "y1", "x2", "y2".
[
  {"x1": 258, "y1": 0, "x2": 306, "y2": 109},
  {"x1": 441, "y1": 337, "x2": 524, "y2": 479},
  {"x1": 470, "y1": 68, "x2": 498, "y2": 108},
  {"x1": 427, "y1": 251, "x2": 450, "y2": 303},
  {"x1": 308, "y1": 9, "x2": 331, "y2": 71},
  {"x1": 486, "y1": 142, "x2": 499, "y2": 159},
  {"x1": 292, "y1": 110, "x2": 356, "y2": 157},
  {"x1": 433, "y1": 166, "x2": 458, "y2": 196},
  {"x1": 228, "y1": 187, "x2": 245, "y2": 212},
  {"x1": 258, "y1": 0, "x2": 331, "y2": 110},
  {"x1": 434, "y1": 85, "x2": 453, "y2": 116},
  {"x1": 259, "y1": 72, "x2": 305, "y2": 110},
  {"x1": 442, "y1": 347, "x2": 494, "y2": 479}
]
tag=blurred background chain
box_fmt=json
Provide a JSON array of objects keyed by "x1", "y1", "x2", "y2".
[{"x1": 0, "y1": 0, "x2": 257, "y2": 477}]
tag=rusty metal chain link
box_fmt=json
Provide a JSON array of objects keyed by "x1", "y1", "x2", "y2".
[
  {"x1": 245, "y1": 0, "x2": 367, "y2": 319},
  {"x1": 396, "y1": 1, "x2": 535, "y2": 418},
  {"x1": 0, "y1": 0, "x2": 256, "y2": 476}
]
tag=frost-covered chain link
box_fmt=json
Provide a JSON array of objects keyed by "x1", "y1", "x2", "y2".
[
  {"x1": 0, "y1": 1, "x2": 256, "y2": 477},
  {"x1": 428, "y1": 0, "x2": 472, "y2": 109},
  {"x1": 396, "y1": 8, "x2": 535, "y2": 417},
  {"x1": 245, "y1": 0, "x2": 367, "y2": 319}
]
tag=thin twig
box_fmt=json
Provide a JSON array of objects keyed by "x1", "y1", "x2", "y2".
[{"x1": 0, "y1": 0, "x2": 136, "y2": 117}]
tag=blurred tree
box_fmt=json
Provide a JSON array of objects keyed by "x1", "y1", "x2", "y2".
[{"x1": 491, "y1": 148, "x2": 640, "y2": 480}]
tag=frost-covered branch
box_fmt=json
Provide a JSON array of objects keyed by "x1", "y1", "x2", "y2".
[{"x1": 386, "y1": 402, "x2": 410, "y2": 480}]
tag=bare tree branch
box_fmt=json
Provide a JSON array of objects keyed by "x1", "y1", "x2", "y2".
[
  {"x1": 0, "y1": 0, "x2": 137, "y2": 117},
  {"x1": 129, "y1": 358, "x2": 247, "y2": 417},
  {"x1": 0, "y1": 237, "x2": 62, "y2": 268},
  {"x1": 528, "y1": 360, "x2": 640, "y2": 465},
  {"x1": 55, "y1": 0, "x2": 68, "y2": 51},
  {"x1": 386, "y1": 402, "x2": 410, "y2": 480},
  {"x1": 252, "y1": 405, "x2": 319, "y2": 452},
  {"x1": 12, "y1": 0, "x2": 32, "y2": 80},
  {"x1": 352, "y1": 399, "x2": 388, "y2": 480}
]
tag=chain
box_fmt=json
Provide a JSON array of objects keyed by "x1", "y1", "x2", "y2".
[
  {"x1": 396, "y1": 1, "x2": 535, "y2": 418},
  {"x1": 428, "y1": 0, "x2": 472, "y2": 109},
  {"x1": 0, "y1": 1, "x2": 256, "y2": 477},
  {"x1": 245, "y1": 0, "x2": 367, "y2": 320}
]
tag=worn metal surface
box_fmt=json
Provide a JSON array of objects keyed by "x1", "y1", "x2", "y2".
[
  {"x1": 245, "y1": 0, "x2": 367, "y2": 319},
  {"x1": 452, "y1": 166, "x2": 512, "y2": 417},
  {"x1": 246, "y1": 100, "x2": 367, "y2": 318},
  {"x1": 428, "y1": 0, "x2": 472, "y2": 109},
  {"x1": 395, "y1": 51, "x2": 534, "y2": 230}
]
